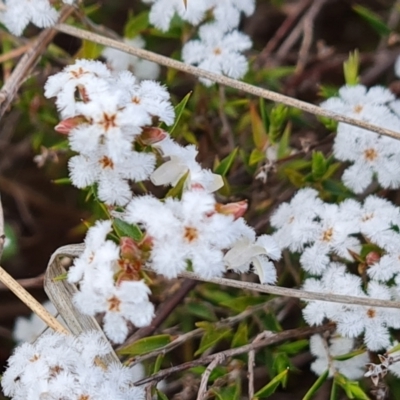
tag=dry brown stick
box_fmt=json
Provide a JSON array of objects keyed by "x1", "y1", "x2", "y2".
[
  {"x1": 256, "y1": 0, "x2": 313, "y2": 65},
  {"x1": 295, "y1": 0, "x2": 329, "y2": 74},
  {"x1": 0, "y1": 273, "x2": 44, "y2": 291},
  {"x1": 0, "y1": 43, "x2": 32, "y2": 64},
  {"x1": 197, "y1": 354, "x2": 226, "y2": 400},
  {"x1": 54, "y1": 23, "x2": 400, "y2": 141},
  {"x1": 135, "y1": 323, "x2": 335, "y2": 385},
  {"x1": 128, "y1": 297, "x2": 287, "y2": 366},
  {"x1": 142, "y1": 266, "x2": 400, "y2": 309},
  {"x1": 0, "y1": 5, "x2": 75, "y2": 120},
  {"x1": 248, "y1": 348, "x2": 255, "y2": 400},
  {"x1": 0, "y1": 267, "x2": 69, "y2": 334}
]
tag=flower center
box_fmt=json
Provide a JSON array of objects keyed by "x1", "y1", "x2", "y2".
[
  {"x1": 100, "y1": 113, "x2": 117, "y2": 131},
  {"x1": 364, "y1": 148, "x2": 378, "y2": 161},
  {"x1": 184, "y1": 226, "x2": 199, "y2": 242},
  {"x1": 353, "y1": 104, "x2": 363, "y2": 114},
  {"x1": 99, "y1": 156, "x2": 114, "y2": 169},
  {"x1": 107, "y1": 295, "x2": 121, "y2": 312},
  {"x1": 367, "y1": 308, "x2": 376, "y2": 318},
  {"x1": 213, "y1": 47, "x2": 222, "y2": 55},
  {"x1": 321, "y1": 227, "x2": 333, "y2": 242}
]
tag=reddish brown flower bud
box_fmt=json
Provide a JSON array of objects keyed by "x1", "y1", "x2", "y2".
[
  {"x1": 139, "y1": 127, "x2": 168, "y2": 145},
  {"x1": 55, "y1": 116, "x2": 85, "y2": 134},
  {"x1": 119, "y1": 237, "x2": 140, "y2": 261},
  {"x1": 215, "y1": 200, "x2": 248, "y2": 219},
  {"x1": 366, "y1": 251, "x2": 381, "y2": 266}
]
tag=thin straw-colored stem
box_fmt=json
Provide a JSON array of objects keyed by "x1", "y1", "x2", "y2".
[
  {"x1": 55, "y1": 23, "x2": 400, "y2": 141},
  {"x1": 143, "y1": 265, "x2": 400, "y2": 309},
  {"x1": 0, "y1": 266, "x2": 69, "y2": 334}
]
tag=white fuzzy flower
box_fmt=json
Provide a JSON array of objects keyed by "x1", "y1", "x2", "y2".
[
  {"x1": 143, "y1": 0, "x2": 211, "y2": 31},
  {"x1": 125, "y1": 190, "x2": 253, "y2": 278},
  {"x1": 320, "y1": 84, "x2": 395, "y2": 121},
  {"x1": 302, "y1": 263, "x2": 364, "y2": 327},
  {"x1": 270, "y1": 188, "x2": 324, "y2": 252},
  {"x1": 102, "y1": 36, "x2": 160, "y2": 80},
  {"x1": 44, "y1": 59, "x2": 112, "y2": 118},
  {"x1": 335, "y1": 281, "x2": 400, "y2": 351},
  {"x1": 182, "y1": 23, "x2": 252, "y2": 86},
  {"x1": 209, "y1": 0, "x2": 255, "y2": 30},
  {"x1": 1, "y1": 331, "x2": 145, "y2": 399},
  {"x1": 68, "y1": 147, "x2": 155, "y2": 206},
  {"x1": 151, "y1": 137, "x2": 223, "y2": 192},
  {"x1": 0, "y1": 0, "x2": 59, "y2": 36},
  {"x1": 310, "y1": 334, "x2": 368, "y2": 380},
  {"x1": 299, "y1": 203, "x2": 361, "y2": 275},
  {"x1": 224, "y1": 235, "x2": 280, "y2": 284}
]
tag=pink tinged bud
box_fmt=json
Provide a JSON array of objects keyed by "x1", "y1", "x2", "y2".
[
  {"x1": 55, "y1": 116, "x2": 85, "y2": 134},
  {"x1": 216, "y1": 200, "x2": 248, "y2": 219},
  {"x1": 140, "y1": 127, "x2": 168, "y2": 145},
  {"x1": 119, "y1": 237, "x2": 140, "y2": 261},
  {"x1": 366, "y1": 251, "x2": 381, "y2": 265}
]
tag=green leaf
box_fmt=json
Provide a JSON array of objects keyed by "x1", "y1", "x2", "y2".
[
  {"x1": 353, "y1": 5, "x2": 391, "y2": 37},
  {"x1": 186, "y1": 301, "x2": 217, "y2": 321},
  {"x1": 335, "y1": 374, "x2": 370, "y2": 400},
  {"x1": 169, "y1": 92, "x2": 192, "y2": 135},
  {"x1": 117, "y1": 334, "x2": 172, "y2": 356},
  {"x1": 153, "y1": 354, "x2": 164, "y2": 374},
  {"x1": 250, "y1": 102, "x2": 268, "y2": 151},
  {"x1": 156, "y1": 389, "x2": 169, "y2": 400},
  {"x1": 277, "y1": 123, "x2": 291, "y2": 159},
  {"x1": 195, "y1": 326, "x2": 232, "y2": 356},
  {"x1": 318, "y1": 116, "x2": 338, "y2": 131},
  {"x1": 231, "y1": 321, "x2": 249, "y2": 348},
  {"x1": 276, "y1": 339, "x2": 308, "y2": 355},
  {"x1": 220, "y1": 296, "x2": 267, "y2": 313},
  {"x1": 330, "y1": 380, "x2": 339, "y2": 400},
  {"x1": 343, "y1": 50, "x2": 360, "y2": 86},
  {"x1": 268, "y1": 104, "x2": 288, "y2": 143},
  {"x1": 333, "y1": 348, "x2": 367, "y2": 361},
  {"x1": 253, "y1": 368, "x2": 289, "y2": 398},
  {"x1": 302, "y1": 370, "x2": 329, "y2": 400},
  {"x1": 249, "y1": 148, "x2": 266, "y2": 166},
  {"x1": 320, "y1": 162, "x2": 341, "y2": 181},
  {"x1": 212, "y1": 381, "x2": 241, "y2": 400},
  {"x1": 74, "y1": 40, "x2": 103, "y2": 60},
  {"x1": 51, "y1": 177, "x2": 71, "y2": 185},
  {"x1": 113, "y1": 218, "x2": 143, "y2": 241},
  {"x1": 311, "y1": 151, "x2": 328, "y2": 180},
  {"x1": 165, "y1": 170, "x2": 190, "y2": 199},
  {"x1": 259, "y1": 98, "x2": 269, "y2": 134},
  {"x1": 284, "y1": 168, "x2": 305, "y2": 187},
  {"x1": 198, "y1": 286, "x2": 235, "y2": 304},
  {"x1": 214, "y1": 147, "x2": 238, "y2": 176},
  {"x1": 124, "y1": 11, "x2": 149, "y2": 38},
  {"x1": 53, "y1": 272, "x2": 68, "y2": 281}
]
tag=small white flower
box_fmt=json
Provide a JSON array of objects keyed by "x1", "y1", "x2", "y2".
[
  {"x1": 143, "y1": 0, "x2": 211, "y2": 31},
  {"x1": 224, "y1": 235, "x2": 280, "y2": 284},
  {"x1": 0, "y1": 0, "x2": 59, "y2": 36},
  {"x1": 270, "y1": 188, "x2": 324, "y2": 252},
  {"x1": 209, "y1": 0, "x2": 255, "y2": 30},
  {"x1": 310, "y1": 334, "x2": 368, "y2": 380},
  {"x1": 102, "y1": 36, "x2": 160, "y2": 80},
  {"x1": 151, "y1": 137, "x2": 223, "y2": 192},
  {"x1": 182, "y1": 23, "x2": 252, "y2": 86}
]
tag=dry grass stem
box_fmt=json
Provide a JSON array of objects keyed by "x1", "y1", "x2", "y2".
[
  {"x1": 54, "y1": 23, "x2": 400, "y2": 141},
  {"x1": 197, "y1": 354, "x2": 226, "y2": 400},
  {"x1": 0, "y1": 266, "x2": 69, "y2": 334}
]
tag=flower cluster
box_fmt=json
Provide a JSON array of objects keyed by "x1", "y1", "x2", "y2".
[
  {"x1": 0, "y1": 0, "x2": 74, "y2": 36},
  {"x1": 44, "y1": 59, "x2": 174, "y2": 206},
  {"x1": 143, "y1": 0, "x2": 254, "y2": 84},
  {"x1": 321, "y1": 84, "x2": 400, "y2": 193},
  {"x1": 1, "y1": 330, "x2": 145, "y2": 399},
  {"x1": 272, "y1": 188, "x2": 400, "y2": 351},
  {"x1": 68, "y1": 220, "x2": 154, "y2": 344}
]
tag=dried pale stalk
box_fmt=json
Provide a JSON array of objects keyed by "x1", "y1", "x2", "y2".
[
  {"x1": 54, "y1": 23, "x2": 400, "y2": 141},
  {"x1": 0, "y1": 266, "x2": 69, "y2": 334}
]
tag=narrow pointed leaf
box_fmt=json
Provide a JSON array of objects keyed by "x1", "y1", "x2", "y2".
[
  {"x1": 169, "y1": 92, "x2": 192, "y2": 135},
  {"x1": 117, "y1": 334, "x2": 172, "y2": 356},
  {"x1": 253, "y1": 368, "x2": 289, "y2": 398},
  {"x1": 302, "y1": 369, "x2": 329, "y2": 400},
  {"x1": 214, "y1": 147, "x2": 238, "y2": 176},
  {"x1": 113, "y1": 218, "x2": 143, "y2": 241}
]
